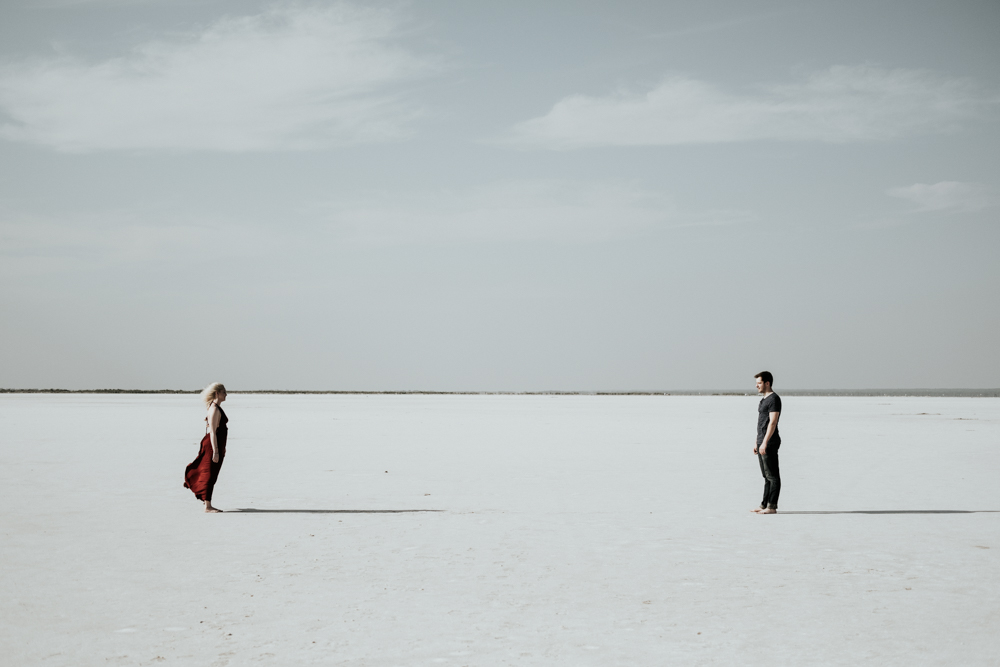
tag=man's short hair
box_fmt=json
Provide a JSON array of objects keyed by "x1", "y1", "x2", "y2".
[{"x1": 755, "y1": 371, "x2": 774, "y2": 386}]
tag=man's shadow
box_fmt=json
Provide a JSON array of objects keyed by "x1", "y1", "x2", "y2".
[
  {"x1": 229, "y1": 508, "x2": 444, "y2": 514},
  {"x1": 780, "y1": 510, "x2": 999, "y2": 514}
]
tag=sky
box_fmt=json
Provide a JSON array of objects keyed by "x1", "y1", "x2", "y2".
[{"x1": 0, "y1": 0, "x2": 998, "y2": 391}]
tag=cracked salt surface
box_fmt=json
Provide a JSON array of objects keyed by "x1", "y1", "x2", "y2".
[{"x1": 1, "y1": 393, "x2": 998, "y2": 665}]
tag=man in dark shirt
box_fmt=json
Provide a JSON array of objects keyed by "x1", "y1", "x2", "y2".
[{"x1": 751, "y1": 371, "x2": 782, "y2": 514}]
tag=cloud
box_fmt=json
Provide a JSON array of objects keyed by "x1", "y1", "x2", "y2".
[
  {"x1": 886, "y1": 181, "x2": 995, "y2": 213},
  {"x1": 0, "y1": 181, "x2": 753, "y2": 279},
  {"x1": 30, "y1": 0, "x2": 157, "y2": 7},
  {"x1": 644, "y1": 7, "x2": 799, "y2": 41},
  {"x1": 506, "y1": 66, "x2": 993, "y2": 149},
  {"x1": 315, "y1": 180, "x2": 755, "y2": 243},
  {"x1": 0, "y1": 4, "x2": 436, "y2": 152},
  {"x1": 0, "y1": 213, "x2": 277, "y2": 276}
]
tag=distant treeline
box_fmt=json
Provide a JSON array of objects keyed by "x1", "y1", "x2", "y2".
[
  {"x1": 0, "y1": 388, "x2": 199, "y2": 394},
  {"x1": 2, "y1": 388, "x2": 998, "y2": 397}
]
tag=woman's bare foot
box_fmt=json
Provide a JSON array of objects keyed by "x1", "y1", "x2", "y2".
[
  {"x1": 204, "y1": 503, "x2": 222, "y2": 513},
  {"x1": 759, "y1": 508, "x2": 777, "y2": 514}
]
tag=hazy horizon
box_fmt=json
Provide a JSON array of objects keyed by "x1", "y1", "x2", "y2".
[{"x1": 2, "y1": 388, "x2": 997, "y2": 398}]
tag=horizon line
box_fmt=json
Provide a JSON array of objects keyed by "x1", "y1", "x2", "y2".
[{"x1": 1, "y1": 388, "x2": 998, "y2": 397}]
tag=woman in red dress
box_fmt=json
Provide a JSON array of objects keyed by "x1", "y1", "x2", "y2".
[{"x1": 184, "y1": 382, "x2": 228, "y2": 513}]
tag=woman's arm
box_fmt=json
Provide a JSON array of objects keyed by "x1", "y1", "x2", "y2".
[{"x1": 208, "y1": 405, "x2": 221, "y2": 463}]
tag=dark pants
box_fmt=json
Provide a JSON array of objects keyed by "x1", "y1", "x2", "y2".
[{"x1": 757, "y1": 448, "x2": 780, "y2": 509}]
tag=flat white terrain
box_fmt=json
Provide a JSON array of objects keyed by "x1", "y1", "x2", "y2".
[{"x1": 1, "y1": 394, "x2": 998, "y2": 666}]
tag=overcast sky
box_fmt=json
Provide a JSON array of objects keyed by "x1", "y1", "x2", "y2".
[{"x1": 1, "y1": 0, "x2": 998, "y2": 390}]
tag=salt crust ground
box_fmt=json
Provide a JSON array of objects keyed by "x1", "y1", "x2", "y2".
[{"x1": 1, "y1": 394, "x2": 998, "y2": 666}]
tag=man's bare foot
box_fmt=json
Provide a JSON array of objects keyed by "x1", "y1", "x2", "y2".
[
  {"x1": 751, "y1": 507, "x2": 763, "y2": 513},
  {"x1": 759, "y1": 508, "x2": 776, "y2": 514}
]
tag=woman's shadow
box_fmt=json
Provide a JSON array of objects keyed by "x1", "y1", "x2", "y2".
[{"x1": 228, "y1": 508, "x2": 443, "y2": 514}]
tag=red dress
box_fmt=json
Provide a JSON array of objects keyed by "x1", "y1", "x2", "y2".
[{"x1": 184, "y1": 405, "x2": 228, "y2": 501}]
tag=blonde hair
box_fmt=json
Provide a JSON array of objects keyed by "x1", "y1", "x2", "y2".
[{"x1": 201, "y1": 382, "x2": 227, "y2": 406}]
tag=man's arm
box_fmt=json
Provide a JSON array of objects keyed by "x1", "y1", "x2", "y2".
[{"x1": 759, "y1": 411, "x2": 780, "y2": 455}]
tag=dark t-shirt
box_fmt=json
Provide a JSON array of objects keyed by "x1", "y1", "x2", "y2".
[{"x1": 757, "y1": 393, "x2": 782, "y2": 446}]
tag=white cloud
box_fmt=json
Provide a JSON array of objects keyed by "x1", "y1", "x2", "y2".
[
  {"x1": 0, "y1": 213, "x2": 278, "y2": 275},
  {"x1": 886, "y1": 181, "x2": 995, "y2": 213},
  {"x1": 30, "y1": 0, "x2": 156, "y2": 7},
  {"x1": 0, "y1": 4, "x2": 435, "y2": 152},
  {"x1": 0, "y1": 181, "x2": 753, "y2": 278},
  {"x1": 506, "y1": 66, "x2": 993, "y2": 149},
  {"x1": 315, "y1": 180, "x2": 755, "y2": 243}
]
